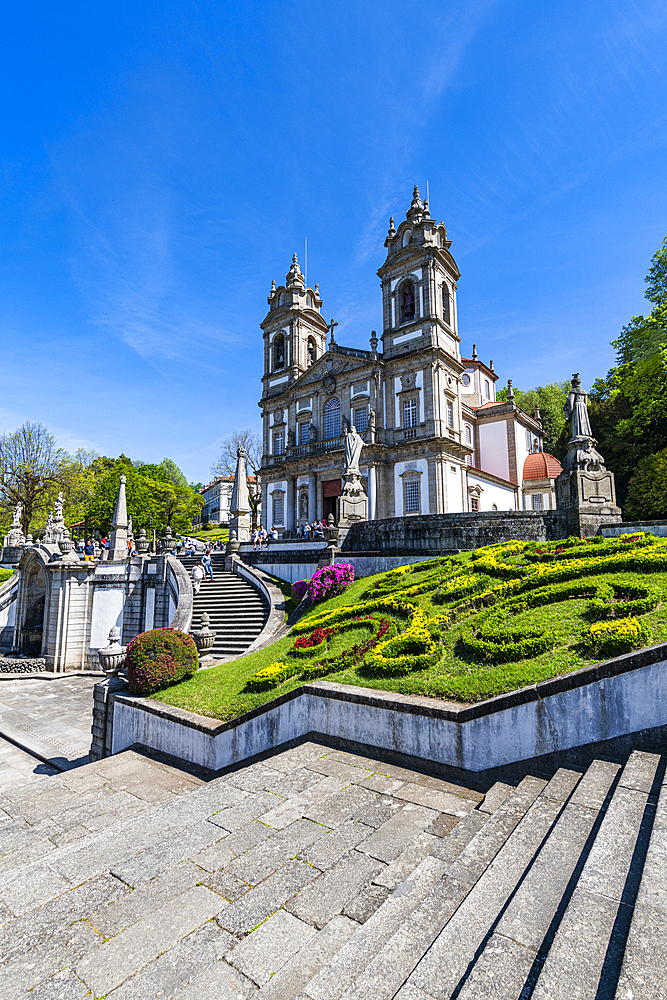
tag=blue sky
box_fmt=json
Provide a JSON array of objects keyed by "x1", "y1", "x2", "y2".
[{"x1": 2, "y1": 1, "x2": 666, "y2": 483}]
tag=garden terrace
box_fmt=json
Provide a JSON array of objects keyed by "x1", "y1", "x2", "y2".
[{"x1": 153, "y1": 532, "x2": 667, "y2": 722}]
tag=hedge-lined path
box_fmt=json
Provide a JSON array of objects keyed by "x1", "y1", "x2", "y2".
[
  {"x1": 179, "y1": 554, "x2": 270, "y2": 660},
  {"x1": 0, "y1": 674, "x2": 99, "y2": 777},
  {"x1": 0, "y1": 739, "x2": 663, "y2": 999}
]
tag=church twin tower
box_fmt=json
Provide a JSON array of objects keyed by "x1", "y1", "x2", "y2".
[{"x1": 258, "y1": 187, "x2": 545, "y2": 529}]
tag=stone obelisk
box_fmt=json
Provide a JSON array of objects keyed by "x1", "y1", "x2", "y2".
[
  {"x1": 229, "y1": 446, "x2": 251, "y2": 543},
  {"x1": 108, "y1": 475, "x2": 129, "y2": 561}
]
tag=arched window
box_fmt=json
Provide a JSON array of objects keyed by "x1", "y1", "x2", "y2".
[
  {"x1": 307, "y1": 336, "x2": 317, "y2": 366},
  {"x1": 273, "y1": 334, "x2": 285, "y2": 371},
  {"x1": 442, "y1": 283, "x2": 451, "y2": 326},
  {"x1": 323, "y1": 397, "x2": 341, "y2": 439},
  {"x1": 400, "y1": 280, "x2": 415, "y2": 322},
  {"x1": 402, "y1": 228, "x2": 412, "y2": 248}
]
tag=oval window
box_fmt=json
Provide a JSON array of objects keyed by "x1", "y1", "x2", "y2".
[{"x1": 461, "y1": 373, "x2": 471, "y2": 386}]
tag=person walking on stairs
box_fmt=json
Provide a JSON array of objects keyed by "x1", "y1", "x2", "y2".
[
  {"x1": 201, "y1": 550, "x2": 213, "y2": 582},
  {"x1": 192, "y1": 561, "x2": 205, "y2": 595}
]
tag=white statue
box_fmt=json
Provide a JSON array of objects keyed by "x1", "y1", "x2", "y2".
[
  {"x1": 344, "y1": 425, "x2": 364, "y2": 475},
  {"x1": 11, "y1": 503, "x2": 22, "y2": 528},
  {"x1": 128, "y1": 517, "x2": 133, "y2": 536},
  {"x1": 54, "y1": 492, "x2": 64, "y2": 524}
]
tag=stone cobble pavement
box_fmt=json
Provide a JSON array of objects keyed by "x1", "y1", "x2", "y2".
[{"x1": 0, "y1": 740, "x2": 491, "y2": 998}]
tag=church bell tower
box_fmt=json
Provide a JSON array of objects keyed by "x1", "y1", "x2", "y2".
[
  {"x1": 377, "y1": 186, "x2": 461, "y2": 360},
  {"x1": 260, "y1": 253, "x2": 329, "y2": 399}
]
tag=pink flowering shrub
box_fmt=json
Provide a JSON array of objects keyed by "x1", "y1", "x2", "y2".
[
  {"x1": 307, "y1": 563, "x2": 355, "y2": 602},
  {"x1": 292, "y1": 578, "x2": 311, "y2": 602},
  {"x1": 126, "y1": 628, "x2": 198, "y2": 696}
]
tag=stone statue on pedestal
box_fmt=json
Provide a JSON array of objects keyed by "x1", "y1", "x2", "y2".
[
  {"x1": 338, "y1": 425, "x2": 368, "y2": 526},
  {"x1": 555, "y1": 374, "x2": 622, "y2": 530}
]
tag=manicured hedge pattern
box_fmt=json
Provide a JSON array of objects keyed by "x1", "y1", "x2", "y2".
[{"x1": 244, "y1": 532, "x2": 666, "y2": 693}]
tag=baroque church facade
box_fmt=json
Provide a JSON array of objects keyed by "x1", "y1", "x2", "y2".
[{"x1": 258, "y1": 188, "x2": 553, "y2": 531}]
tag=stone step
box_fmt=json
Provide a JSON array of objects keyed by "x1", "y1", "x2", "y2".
[
  {"x1": 530, "y1": 750, "x2": 661, "y2": 1000},
  {"x1": 189, "y1": 567, "x2": 270, "y2": 659},
  {"x1": 302, "y1": 775, "x2": 549, "y2": 1000}
]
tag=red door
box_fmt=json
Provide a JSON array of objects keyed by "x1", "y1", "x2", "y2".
[{"x1": 322, "y1": 479, "x2": 341, "y2": 521}]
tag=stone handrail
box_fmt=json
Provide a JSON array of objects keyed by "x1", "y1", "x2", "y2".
[{"x1": 166, "y1": 555, "x2": 193, "y2": 634}]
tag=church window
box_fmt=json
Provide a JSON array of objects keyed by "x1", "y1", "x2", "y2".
[
  {"x1": 470, "y1": 496, "x2": 479, "y2": 512},
  {"x1": 299, "y1": 423, "x2": 310, "y2": 445},
  {"x1": 273, "y1": 431, "x2": 283, "y2": 456},
  {"x1": 400, "y1": 280, "x2": 415, "y2": 322},
  {"x1": 492, "y1": 504, "x2": 498, "y2": 510},
  {"x1": 273, "y1": 334, "x2": 285, "y2": 371},
  {"x1": 307, "y1": 337, "x2": 317, "y2": 365},
  {"x1": 464, "y1": 423, "x2": 472, "y2": 444},
  {"x1": 402, "y1": 228, "x2": 412, "y2": 248},
  {"x1": 461, "y1": 373, "x2": 471, "y2": 386},
  {"x1": 272, "y1": 493, "x2": 284, "y2": 524},
  {"x1": 442, "y1": 284, "x2": 451, "y2": 326},
  {"x1": 354, "y1": 407, "x2": 367, "y2": 433},
  {"x1": 532, "y1": 493, "x2": 543, "y2": 511},
  {"x1": 403, "y1": 398, "x2": 417, "y2": 429},
  {"x1": 446, "y1": 400, "x2": 454, "y2": 428},
  {"x1": 323, "y1": 397, "x2": 341, "y2": 439},
  {"x1": 484, "y1": 379, "x2": 490, "y2": 399},
  {"x1": 404, "y1": 479, "x2": 420, "y2": 513}
]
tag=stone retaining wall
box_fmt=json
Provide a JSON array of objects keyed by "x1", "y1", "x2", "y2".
[{"x1": 92, "y1": 641, "x2": 667, "y2": 775}]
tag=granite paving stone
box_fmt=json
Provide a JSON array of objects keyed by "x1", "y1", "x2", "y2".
[
  {"x1": 428, "y1": 809, "x2": 488, "y2": 863},
  {"x1": 285, "y1": 850, "x2": 384, "y2": 928},
  {"x1": 305, "y1": 785, "x2": 377, "y2": 828},
  {"x1": 392, "y1": 782, "x2": 478, "y2": 816},
  {"x1": 111, "y1": 822, "x2": 230, "y2": 886},
  {"x1": 341, "y1": 883, "x2": 391, "y2": 923},
  {"x1": 617, "y1": 749, "x2": 661, "y2": 794},
  {"x1": 425, "y1": 813, "x2": 460, "y2": 839},
  {"x1": 88, "y1": 862, "x2": 205, "y2": 938},
  {"x1": 104, "y1": 919, "x2": 235, "y2": 1000},
  {"x1": 357, "y1": 804, "x2": 438, "y2": 863},
  {"x1": 568, "y1": 759, "x2": 621, "y2": 810},
  {"x1": 299, "y1": 820, "x2": 374, "y2": 872},
  {"x1": 260, "y1": 777, "x2": 351, "y2": 831},
  {"x1": 614, "y1": 899, "x2": 667, "y2": 1000},
  {"x1": 228, "y1": 818, "x2": 331, "y2": 884},
  {"x1": 351, "y1": 794, "x2": 403, "y2": 828},
  {"x1": 356, "y1": 773, "x2": 403, "y2": 795},
  {"x1": 304, "y1": 758, "x2": 374, "y2": 783},
  {"x1": 227, "y1": 909, "x2": 318, "y2": 986},
  {"x1": 168, "y1": 958, "x2": 258, "y2": 997},
  {"x1": 479, "y1": 781, "x2": 514, "y2": 814},
  {"x1": 218, "y1": 859, "x2": 319, "y2": 936},
  {"x1": 0, "y1": 872, "x2": 128, "y2": 963},
  {"x1": 226, "y1": 762, "x2": 286, "y2": 792},
  {"x1": 373, "y1": 831, "x2": 442, "y2": 890},
  {"x1": 258, "y1": 916, "x2": 359, "y2": 1000},
  {"x1": 191, "y1": 819, "x2": 275, "y2": 872},
  {"x1": 454, "y1": 932, "x2": 536, "y2": 1000},
  {"x1": 201, "y1": 868, "x2": 252, "y2": 902},
  {"x1": 75, "y1": 884, "x2": 226, "y2": 996},
  {"x1": 303, "y1": 855, "x2": 447, "y2": 1000},
  {"x1": 264, "y1": 767, "x2": 331, "y2": 800},
  {"x1": 17, "y1": 966, "x2": 91, "y2": 1000},
  {"x1": 3, "y1": 915, "x2": 101, "y2": 998}
]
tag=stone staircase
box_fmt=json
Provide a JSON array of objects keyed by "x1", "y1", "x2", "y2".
[
  {"x1": 0, "y1": 742, "x2": 664, "y2": 998},
  {"x1": 179, "y1": 554, "x2": 269, "y2": 659}
]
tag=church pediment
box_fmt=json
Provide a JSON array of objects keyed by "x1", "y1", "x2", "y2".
[{"x1": 291, "y1": 351, "x2": 371, "y2": 392}]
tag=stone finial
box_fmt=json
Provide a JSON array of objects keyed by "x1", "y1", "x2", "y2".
[
  {"x1": 315, "y1": 282, "x2": 319, "y2": 295},
  {"x1": 406, "y1": 188, "x2": 424, "y2": 222},
  {"x1": 98, "y1": 626, "x2": 127, "y2": 675},
  {"x1": 388, "y1": 217, "x2": 396, "y2": 237},
  {"x1": 136, "y1": 528, "x2": 149, "y2": 554},
  {"x1": 370, "y1": 330, "x2": 378, "y2": 358},
  {"x1": 472, "y1": 344, "x2": 478, "y2": 360},
  {"x1": 271, "y1": 278, "x2": 276, "y2": 292},
  {"x1": 507, "y1": 379, "x2": 514, "y2": 400},
  {"x1": 286, "y1": 252, "x2": 305, "y2": 289},
  {"x1": 108, "y1": 474, "x2": 129, "y2": 561},
  {"x1": 534, "y1": 405, "x2": 542, "y2": 423},
  {"x1": 489, "y1": 359, "x2": 494, "y2": 371}
]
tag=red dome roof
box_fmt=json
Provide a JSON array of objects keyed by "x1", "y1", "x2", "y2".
[{"x1": 523, "y1": 452, "x2": 562, "y2": 481}]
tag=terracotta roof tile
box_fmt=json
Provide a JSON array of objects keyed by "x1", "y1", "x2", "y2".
[{"x1": 523, "y1": 452, "x2": 562, "y2": 481}]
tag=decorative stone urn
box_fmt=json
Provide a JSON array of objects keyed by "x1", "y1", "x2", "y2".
[
  {"x1": 97, "y1": 626, "x2": 127, "y2": 676},
  {"x1": 58, "y1": 527, "x2": 75, "y2": 556},
  {"x1": 136, "y1": 528, "x2": 150, "y2": 555},
  {"x1": 192, "y1": 613, "x2": 217, "y2": 665},
  {"x1": 160, "y1": 526, "x2": 175, "y2": 552}
]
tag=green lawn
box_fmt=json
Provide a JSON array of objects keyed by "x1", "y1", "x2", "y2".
[
  {"x1": 153, "y1": 533, "x2": 667, "y2": 723},
  {"x1": 0, "y1": 568, "x2": 13, "y2": 585},
  {"x1": 190, "y1": 527, "x2": 229, "y2": 542}
]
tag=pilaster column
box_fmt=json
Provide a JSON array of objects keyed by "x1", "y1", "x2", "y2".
[
  {"x1": 368, "y1": 466, "x2": 377, "y2": 520},
  {"x1": 287, "y1": 477, "x2": 296, "y2": 532},
  {"x1": 308, "y1": 474, "x2": 317, "y2": 522}
]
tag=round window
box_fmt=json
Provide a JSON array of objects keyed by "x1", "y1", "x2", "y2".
[{"x1": 461, "y1": 373, "x2": 471, "y2": 386}]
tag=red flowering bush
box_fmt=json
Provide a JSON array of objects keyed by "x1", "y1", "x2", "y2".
[{"x1": 126, "y1": 628, "x2": 198, "y2": 696}]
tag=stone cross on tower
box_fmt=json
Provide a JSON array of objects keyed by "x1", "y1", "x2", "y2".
[
  {"x1": 228, "y1": 446, "x2": 251, "y2": 543},
  {"x1": 328, "y1": 318, "x2": 338, "y2": 347},
  {"x1": 108, "y1": 475, "x2": 129, "y2": 561}
]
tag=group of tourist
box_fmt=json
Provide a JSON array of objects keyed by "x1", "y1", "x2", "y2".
[
  {"x1": 191, "y1": 549, "x2": 213, "y2": 594},
  {"x1": 296, "y1": 520, "x2": 327, "y2": 539},
  {"x1": 251, "y1": 525, "x2": 279, "y2": 550}
]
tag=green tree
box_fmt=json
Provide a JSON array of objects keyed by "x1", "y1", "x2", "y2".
[
  {"x1": 84, "y1": 459, "x2": 203, "y2": 536},
  {"x1": 0, "y1": 422, "x2": 70, "y2": 535},
  {"x1": 590, "y1": 235, "x2": 667, "y2": 511},
  {"x1": 497, "y1": 382, "x2": 570, "y2": 458},
  {"x1": 211, "y1": 429, "x2": 262, "y2": 527}
]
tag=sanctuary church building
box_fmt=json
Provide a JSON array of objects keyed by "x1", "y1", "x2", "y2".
[{"x1": 259, "y1": 188, "x2": 559, "y2": 530}]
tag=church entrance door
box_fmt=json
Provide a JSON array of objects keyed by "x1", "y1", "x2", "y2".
[{"x1": 322, "y1": 479, "x2": 341, "y2": 521}]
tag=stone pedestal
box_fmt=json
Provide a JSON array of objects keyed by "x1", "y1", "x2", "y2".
[
  {"x1": 555, "y1": 468, "x2": 622, "y2": 537},
  {"x1": 337, "y1": 470, "x2": 369, "y2": 528}
]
